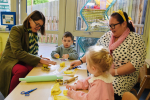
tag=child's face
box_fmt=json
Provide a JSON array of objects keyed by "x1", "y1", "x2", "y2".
[{"x1": 62, "y1": 37, "x2": 73, "y2": 48}]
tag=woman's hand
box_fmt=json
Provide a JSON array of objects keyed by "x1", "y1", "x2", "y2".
[
  {"x1": 70, "y1": 60, "x2": 82, "y2": 68},
  {"x1": 66, "y1": 84, "x2": 76, "y2": 90},
  {"x1": 54, "y1": 53, "x2": 60, "y2": 58},
  {"x1": 62, "y1": 54, "x2": 69, "y2": 59},
  {"x1": 40, "y1": 55, "x2": 50, "y2": 60},
  {"x1": 40, "y1": 58, "x2": 56, "y2": 65}
]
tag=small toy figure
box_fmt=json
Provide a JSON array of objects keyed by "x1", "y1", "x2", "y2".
[
  {"x1": 42, "y1": 64, "x2": 50, "y2": 71},
  {"x1": 60, "y1": 62, "x2": 65, "y2": 67}
]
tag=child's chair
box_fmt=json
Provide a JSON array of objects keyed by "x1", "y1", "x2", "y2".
[{"x1": 122, "y1": 92, "x2": 138, "y2": 100}]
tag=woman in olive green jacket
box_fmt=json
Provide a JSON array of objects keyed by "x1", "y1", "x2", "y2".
[{"x1": 0, "y1": 10, "x2": 56, "y2": 97}]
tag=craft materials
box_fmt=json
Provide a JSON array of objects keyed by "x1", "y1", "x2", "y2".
[
  {"x1": 51, "y1": 83, "x2": 62, "y2": 95},
  {"x1": 63, "y1": 90, "x2": 68, "y2": 96},
  {"x1": 53, "y1": 96, "x2": 69, "y2": 100},
  {"x1": 56, "y1": 76, "x2": 78, "y2": 85},
  {"x1": 60, "y1": 62, "x2": 65, "y2": 67},
  {"x1": 42, "y1": 64, "x2": 50, "y2": 71},
  {"x1": 63, "y1": 70, "x2": 73, "y2": 74},
  {"x1": 21, "y1": 88, "x2": 37, "y2": 96},
  {"x1": 19, "y1": 75, "x2": 63, "y2": 83},
  {"x1": 67, "y1": 65, "x2": 81, "y2": 70}
]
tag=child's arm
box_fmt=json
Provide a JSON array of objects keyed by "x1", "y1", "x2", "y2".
[
  {"x1": 68, "y1": 48, "x2": 78, "y2": 60},
  {"x1": 51, "y1": 47, "x2": 60, "y2": 58},
  {"x1": 66, "y1": 77, "x2": 90, "y2": 91},
  {"x1": 67, "y1": 80, "x2": 114, "y2": 100}
]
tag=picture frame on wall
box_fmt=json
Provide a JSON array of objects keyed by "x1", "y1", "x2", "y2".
[{"x1": 1, "y1": 12, "x2": 16, "y2": 30}]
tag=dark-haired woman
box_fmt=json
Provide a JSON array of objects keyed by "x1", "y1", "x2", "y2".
[
  {"x1": 0, "y1": 10, "x2": 56, "y2": 97},
  {"x1": 70, "y1": 10, "x2": 146, "y2": 100}
]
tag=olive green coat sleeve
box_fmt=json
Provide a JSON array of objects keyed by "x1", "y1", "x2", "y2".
[{"x1": 0, "y1": 25, "x2": 41, "y2": 97}]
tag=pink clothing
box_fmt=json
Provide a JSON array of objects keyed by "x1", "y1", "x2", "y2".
[
  {"x1": 68, "y1": 75, "x2": 114, "y2": 100},
  {"x1": 109, "y1": 28, "x2": 130, "y2": 68},
  {"x1": 109, "y1": 28, "x2": 130, "y2": 54}
]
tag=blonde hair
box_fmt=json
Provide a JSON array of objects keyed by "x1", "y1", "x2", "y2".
[{"x1": 86, "y1": 45, "x2": 113, "y2": 73}]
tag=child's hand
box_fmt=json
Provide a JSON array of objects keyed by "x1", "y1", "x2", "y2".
[
  {"x1": 62, "y1": 54, "x2": 69, "y2": 59},
  {"x1": 66, "y1": 84, "x2": 76, "y2": 90},
  {"x1": 67, "y1": 90, "x2": 76, "y2": 98},
  {"x1": 54, "y1": 53, "x2": 60, "y2": 58}
]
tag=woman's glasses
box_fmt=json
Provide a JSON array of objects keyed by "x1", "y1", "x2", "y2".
[
  {"x1": 109, "y1": 23, "x2": 121, "y2": 29},
  {"x1": 32, "y1": 19, "x2": 43, "y2": 28}
]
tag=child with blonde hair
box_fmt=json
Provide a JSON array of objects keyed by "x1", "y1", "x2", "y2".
[{"x1": 66, "y1": 45, "x2": 114, "y2": 100}]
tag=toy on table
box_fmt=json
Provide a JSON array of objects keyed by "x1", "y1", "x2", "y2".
[
  {"x1": 51, "y1": 83, "x2": 62, "y2": 95},
  {"x1": 59, "y1": 58, "x2": 68, "y2": 61},
  {"x1": 56, "y1": 76, "x2": 78, "y2": 85},
  {"x1": 60, "y1": 62, "x2": 65, "y2": 67},
  {"x1": 21, "y1": 88, "x2": 37, "y2": 96},
  {"x1": 53, "y1": 95, "x2": 69, "y2": 100},
  {"x1": 19, "y1": 75, "x2": 63, "y2": 83},
  {"x1": 42, "y1": 64, "x2": 50, "y2": 71},
  {"x1": 56, "y1": 56, "x2": 59, "y2": 58},
  {"x1": 67, "y1": 65, "x2": 81, "y2": 70},
  {"x1": 63, "y1": 90, "x2": 68, "y2": 96},
  {"x1": 63, "y1": 70, "x2": 73, "y2": 74}
]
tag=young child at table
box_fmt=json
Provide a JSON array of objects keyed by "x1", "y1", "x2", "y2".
[
  {"x1": 66, "y1": 45, "x2": 114, "y2": 100},
  {"x1": 51, "y1": 31, "x2": 78, "y2": 60}
]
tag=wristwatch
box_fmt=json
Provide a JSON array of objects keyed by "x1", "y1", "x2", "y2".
[
  {"x1": 80, "y1": 59, "x2": 83, "y2": 64},
  {"x1": 115, "y1": 69, "x2": 118, "y2": 76}
]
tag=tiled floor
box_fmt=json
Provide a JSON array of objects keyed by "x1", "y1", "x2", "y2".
[{"x1": 39, "y1": 43, "x2": 150, "y2": 100}]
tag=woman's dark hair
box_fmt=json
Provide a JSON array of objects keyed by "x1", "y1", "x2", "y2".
[
  {"x1": 23, "y1": 10, "x2": 45, "y2": 35},
  {"x1": 111, "y1": 11, "x2": 135, "y2": 32}
]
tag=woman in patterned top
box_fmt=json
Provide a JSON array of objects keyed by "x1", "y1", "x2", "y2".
[
  {"x1": 70, "y1": 10, "x2": 146, "y2": 100},
  {"x1": 0, "y1": 10, "x2": 56, "y2": 97}
]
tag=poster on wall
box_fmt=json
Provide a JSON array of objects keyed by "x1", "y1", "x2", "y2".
[
  {"x1": 1, "y1": 12, "x2": 16, "y2": 30},
  {"x1": 2, "y1": 14, "x2": 14, "y2": 25}
]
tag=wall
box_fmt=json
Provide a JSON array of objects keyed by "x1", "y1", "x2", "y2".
[
  {"x1": 146, "y1": 30, "x2": 150, "y2": 59},
  {"x1": 0, "y1": 32, "x2": 9, "y2": 53}
]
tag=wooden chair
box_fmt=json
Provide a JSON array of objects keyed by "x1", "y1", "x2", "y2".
[
  {"x1": 130, "y1": 63, "x2": 150, "y2": 99},
  {"x1": 146, "y1": 92, "x2": 150, "y2": 100},
  {"x1": 122, "y1": 92, "x2": 138, "y2": 100},
  {"x1": 137, "y1": 75, "x2": 150, "y2": 99}
]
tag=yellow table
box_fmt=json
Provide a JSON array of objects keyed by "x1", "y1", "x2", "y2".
[{"x1": 5, "y1": 59, "x2": 88, "y2": 100}]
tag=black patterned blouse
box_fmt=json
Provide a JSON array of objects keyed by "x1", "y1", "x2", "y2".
[{"x1": 96, "y1": 31, "x2": 146, "y2": 96}]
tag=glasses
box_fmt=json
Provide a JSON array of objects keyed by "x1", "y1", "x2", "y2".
[
  {"x1": 32, "y1": 19, "x2": 43, "y2": 28},
  {"x1": 109, "y1": 23, "x2": 121, "y2": 29}
]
